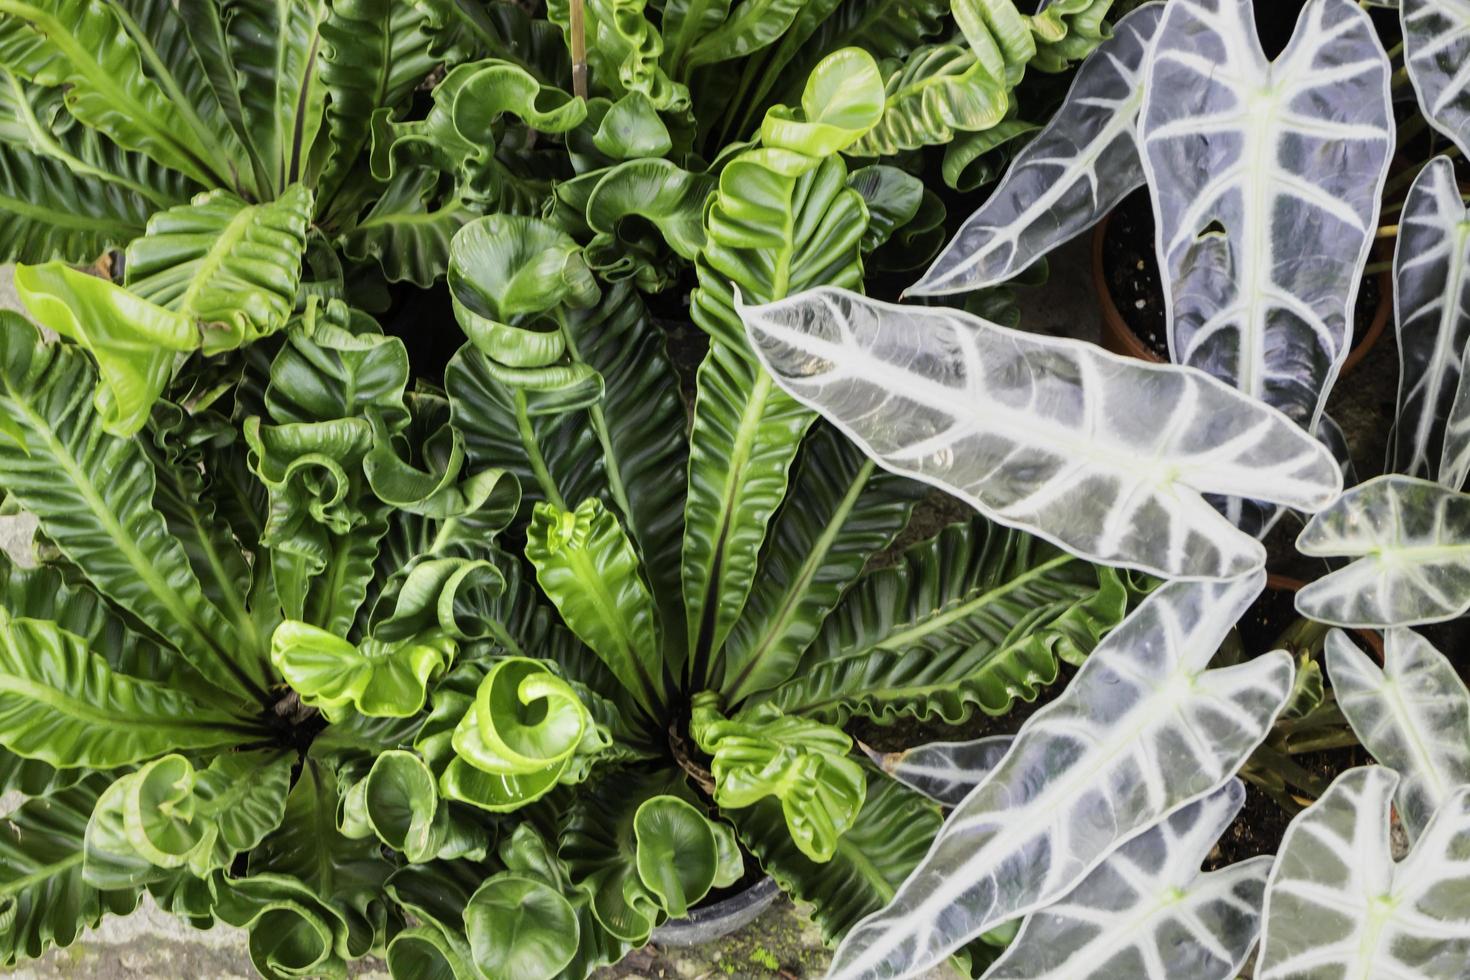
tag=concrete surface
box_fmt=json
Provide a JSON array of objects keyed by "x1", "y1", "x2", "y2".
[{"x1": 0, "y1": 243, "x2": 1104, "y2": 979}]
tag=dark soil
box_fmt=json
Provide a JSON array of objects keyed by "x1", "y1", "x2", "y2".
[
  {"x1": 1100, "y1": 187, "x2": 1384, "y2": 362},
  {"x1": 1209, "y1": 744, "x2": 1371, "y2": 868}
]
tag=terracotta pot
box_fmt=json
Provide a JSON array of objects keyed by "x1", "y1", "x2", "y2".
[{"x1": 1090, "y1": 211, "x2": 1392, "y2": 373}]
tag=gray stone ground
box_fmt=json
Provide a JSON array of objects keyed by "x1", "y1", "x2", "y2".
[{"x1": 0, "y1": 241, "x2": 1101, "y2": 979}]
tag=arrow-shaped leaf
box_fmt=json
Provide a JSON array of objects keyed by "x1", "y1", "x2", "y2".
[
  {"x1": 824, "y1": 573, "x2": 1294, "y2": 979},
  {"x1": 1325, "y1": 628, "x2": 1470, "y2": 842},
  {"x1": 1140, "y1": 0, "x2": 1392, "y2": 431},
  {"x1": 910, "y1": 3, "x2": 1164, "y2": 295},
  {"x1": 738, "y1": 286, "x2": 1341, "y2": 579}
]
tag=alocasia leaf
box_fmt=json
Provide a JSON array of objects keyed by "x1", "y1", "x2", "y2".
[
  {"x1": 1295, "y1": 474, "x2": 1470, "y2": 626},
  {"x1": 526, "y1": 498, "x2": 666, "y2": 714},
  {"x1": 863, "y1": 735, "x2": 1014, "y2": 807},
  {"x1": 270, "y1": 619, "x2": 454, "y2": 721},
  {"x1": 83, "y1": 750, "x2": 293, "y2": 887},
  {"x1": 763, "y1": 519, "x2": 1130, "y2": 726},
  {"x1": 739, "y1": 287, "x2": 1342, "y2": 580},
  {"x1": 121, "y1": 184, "x2": 315, "y2": 353},
  {"x1": 691, "y1": 694, "x2": 867, "y2": 863},
  {"x1": 0, "y1": 776, "x2": 140, "y2": 967},
  {"x1": 0, "y1": 0, "x2": 237, "y2": 187},
  {"x1": 1403, "y1": 0, "x2": 1470, "y2": 157},
  {"x1": 824, "y1": 573, "x2": 1294, "y2": 980},
  {"x1": 1256, "y1": 767, "x2": 1470, "y2": 979},
  {"x1": 910, "y1": 3, "x2": 1164, "y2": 295},
  {"x1": 983, "y1": 780, "x2": 1269, "y2": 980},
  {"x1": 13, "y1": 262, "x2": 197, "y2": 437},
  {"x1": 1391, "y1": 156, "x2": 1470, "y2": 483},
  {"x1": 1139, "y1": 0, "x2": 1393, "y2": 432},
  {"x1": 1325, "y1": 628, "x2": 1470, "y2": 842},
  {"x1": 0, "y1": 317, "x2": 269, "y2": 704}
]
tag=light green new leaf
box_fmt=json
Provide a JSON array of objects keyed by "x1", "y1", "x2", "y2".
[
  {"x1": 0, "y1": 0, "x2": 235, "y2": 187},
  {"x1": 271, "y1": 619, "x2": 454, "y2": 722},
  {"x1": 691, "y1": 694, "x2": 866, "y2": 862},
  {"x1": 759, "y1": 48, "x2": 885, "y2": 157},
  {"x1": 13, "y1": 262, "x2": 197, "y2": 436},
  {"x1": 422, "y1": 658, "x2": 610, "y2": 812},
  {"x1": 0, "y1": 317, "x2": 268, "y2": 702},
  {"x1": 123, "y1": 185, "x2": 314, "y2": 353},
  {"x1": 84, "y1": 751, "x2": 293, "y2": 888},
  {"x1": 0, "y1": 610, "x2": 259, "y2": 769},
  {"x1": 632, "y1": 796, "x2": 731, "y2": 918},
  {"x1": 526, "y1": 498, "x2": 666, "y2": 714},
  {"x1": 0, "y1": 776, "x2": 141, "y2": 968},
  {"x1": 849, "y1": 44, "x2": 1010, "y2": 157}
]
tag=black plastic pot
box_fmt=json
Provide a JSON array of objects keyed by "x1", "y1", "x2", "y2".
[{"x1": 649, "y1": 876, "x2": 781, "y2": 948}]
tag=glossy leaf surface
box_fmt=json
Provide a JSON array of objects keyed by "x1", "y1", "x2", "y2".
[
  {"x1": 912, "y1": 3, "x2": 1164, "y2": 295},
  {"x1": 1140, "y1": 0, "x2": 1392, "y2": 431},
  {"x1": 1256, "y1": 767, "x2": 1470, "y2": 979},
  {"x1": 1325, "y1": 628, "x2": 1470, "y2": 842},
  {"x1": 1392, "y1": 156, "x2": 1470, "y2": 483},
  {"x1": 740, "y1": 287, "x2": 1342, "y2": 579},
  {"x1": 1296, "y1": 474, "x2": 1470, "y2": 626},
  {"x1": 826, "y1": 574, "x2": 1294, "y2": 979}
]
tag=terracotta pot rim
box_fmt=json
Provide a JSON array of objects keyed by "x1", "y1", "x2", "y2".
[{"x1": 1089, "y1": 210, "x2": 1392, "y2": 373}]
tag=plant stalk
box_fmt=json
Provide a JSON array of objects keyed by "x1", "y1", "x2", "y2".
[{"x1": 570, "y1": 0, "x2": 588, "y2": 99}]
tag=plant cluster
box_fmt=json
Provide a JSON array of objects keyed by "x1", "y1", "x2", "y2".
[{"x1": 0, "y1": 1, "x2": 1467, "y2": 979}]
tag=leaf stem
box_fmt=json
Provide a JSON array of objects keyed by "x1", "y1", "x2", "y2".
[
  {"x1": 570, "y1": 0, "x2": 588, "y2": 99},
  {"x1": 514, "y1": 389, "x2": 566, "y2": 509}
]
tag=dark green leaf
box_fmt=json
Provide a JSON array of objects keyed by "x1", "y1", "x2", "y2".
[{"x1": 762, "y1": 520, "x2": 1132, "y2": 725}]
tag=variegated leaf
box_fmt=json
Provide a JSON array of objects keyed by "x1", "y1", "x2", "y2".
[
  {"x1": 1325, "y1": 628, "x2": 1470, "y2": 842},
  {"x1": 824, "y1": 573, "x2": 1295, "y2": 980},
  {"x1": 1296, "y1": 474, "x2": 1470, "y2": 626},
  {"x1": 863, "y1": 736, "x2": 1013, "y2": 808},
  {"x1": 738, "y1": 286, "x2": 1342, "y2": 580},
  {"x1": 1140, "y1": 0, "x2": 1393, "y2": 432},
  {"x1": 908, "y1": 3, "x2": 1164, "y2": 295},
  {"x1": 982, "y1": 780, "x2": 1269, "y2": 980},
  {"x1": 1256, "y1": 766, "x2": 1470, "y2": 980},
  {"x1": 1404, "y1": 0, "x2": 1470, "y2": 158},
  {"x1": 1392, "y1": 156, "x2": 1470, "y2": 484}
]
